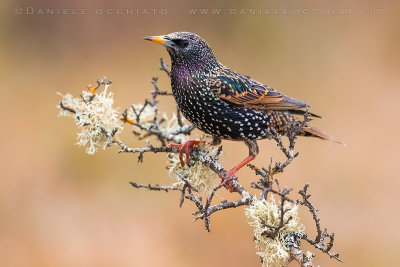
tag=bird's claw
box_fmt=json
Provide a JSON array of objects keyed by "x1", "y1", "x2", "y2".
[
  {"x1": 221, "y1": 169, "x2": 238, "y2": 193},
  {"x1": 168, "y1": 140, "x2": 239, "y2": 193},
  {"x1": 167, "y1": 140, "x2": 206, "y2": 167}
]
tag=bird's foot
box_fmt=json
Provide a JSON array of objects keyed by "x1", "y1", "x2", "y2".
[
  {"x1": 167, "y1": 140, "x2": 206, "y2": 167},
  {"x1": 221, "y1": 169, "x2": 238, "y2": 193},
  {"x1": 220, "y1": 155, "x2": 256, "y2": 193}
]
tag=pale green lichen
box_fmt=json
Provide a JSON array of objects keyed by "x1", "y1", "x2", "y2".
[
  {"x1": 304, "y1": 250, "x2": 315, "y2": 264},
  {"x1": 245, "y1": 195, "x2": 305, "y2": 267},
  {"x1": 127, "y1": 104, "x2": 159, "y2": 137},
  {"x1": 158, "y1": 112, "x2": 220, "y2": 194},
  {"x1": 161, "y1": 113, "x2": 186, "y2": 137},
  {"x1": 168, "y1": 143, "x2": 221, "y2": 195},
  {"x1": 57, "y1": 84, "x2": 123, "y2": 155}
]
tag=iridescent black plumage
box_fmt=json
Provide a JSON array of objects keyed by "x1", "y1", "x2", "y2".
[
  {"x1": 145, "y1": 32, "x2": 317, "y2": 141},
  {"x1": 144, "y1": 32, "x2": 334, "y2": 190}
]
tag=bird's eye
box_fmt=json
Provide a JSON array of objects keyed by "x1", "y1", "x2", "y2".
[{"x1": 172, "y1": 39, "x2": 189, "y2": 49}]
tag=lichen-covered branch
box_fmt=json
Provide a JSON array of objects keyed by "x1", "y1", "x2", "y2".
[{"x1": 57, "y1": 59, "x2": 342, "y2": 266}]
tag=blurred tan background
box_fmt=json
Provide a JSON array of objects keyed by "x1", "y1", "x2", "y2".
[{"x1": 0, "y1": 0, "x2": 399, "y2": 266}]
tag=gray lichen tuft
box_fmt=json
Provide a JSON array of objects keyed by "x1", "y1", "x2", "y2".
[
  {"x1": 245, "y1": 196, "x2": 305, "y2": 267},
  {"x1": 57, "y1": 83, "x2": 123, "y2": 155}
]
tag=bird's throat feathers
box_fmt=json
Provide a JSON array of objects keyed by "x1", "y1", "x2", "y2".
[{"x1": 168, "y1": 48, "x2": 220, "y2": 78}]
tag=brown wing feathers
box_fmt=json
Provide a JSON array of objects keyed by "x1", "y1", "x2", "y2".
[{"x1": 208, "y1": 70, "x2": 321, "y2": 118}]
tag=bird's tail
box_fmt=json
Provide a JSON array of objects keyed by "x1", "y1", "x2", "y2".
[{"x1": 302, "y1": 125, "x2": 345, "y2": 146}]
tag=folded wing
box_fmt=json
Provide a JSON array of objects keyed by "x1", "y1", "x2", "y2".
[{"x1": 207, "y1": 68, "x2": 320, "y2": 118}]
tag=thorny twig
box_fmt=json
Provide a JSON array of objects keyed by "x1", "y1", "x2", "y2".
[
  {"x1": 298, "y1": 184, "x2": 343, "y2": 262},
  {"x1": 159, "y1": 57, "x2": 170, "y2": 76},
  {"x1": 58, "y1": 58, "x2": 342, "y2": 266}
]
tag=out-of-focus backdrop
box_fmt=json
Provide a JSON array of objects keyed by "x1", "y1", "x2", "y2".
[{"x1": 1, "y1": 0, "x2": 399, "y2": 266}]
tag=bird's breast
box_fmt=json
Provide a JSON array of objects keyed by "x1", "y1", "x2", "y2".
[{"x1": 171, "y1": 77, "x2": 272, "y2": 141}]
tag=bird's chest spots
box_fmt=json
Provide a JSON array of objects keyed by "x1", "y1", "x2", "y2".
[
  {"x1": 175, "y1": 87, "x2": 212, "y2": 119},
  {"x1": 173, "y1": 86, "x2": 270, "y2": 140}
]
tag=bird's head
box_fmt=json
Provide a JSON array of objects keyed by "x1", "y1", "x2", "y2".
[{"x1": 144, "y1": 32, "x2": 219, "y2": 71}]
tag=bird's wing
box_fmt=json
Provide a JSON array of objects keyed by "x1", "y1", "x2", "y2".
[{"x1": 207, "y1": 69, "x2": 314, "y2": 113}]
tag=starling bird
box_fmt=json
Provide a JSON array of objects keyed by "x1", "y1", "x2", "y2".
[{"x1": 144, "y1": 32, "x2": 338, "y2": 191}]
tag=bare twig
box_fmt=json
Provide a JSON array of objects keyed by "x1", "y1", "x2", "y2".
[
  {"x1": 59, "y1": 102, "x2": 76, "y2": 114},
  {"x1": 160, "y1": 57, "x2": 170, "y2": 76},
  {"x1": 298, "y1": 184, "x2": 342, "y2": 262},
  {"x1": 129, "y1": 182, "x2": 180, "y2": 192}
]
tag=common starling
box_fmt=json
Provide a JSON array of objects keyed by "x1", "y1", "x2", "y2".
[{"x1": 144, "y1": 32, "x2": 338, "y2": 191}]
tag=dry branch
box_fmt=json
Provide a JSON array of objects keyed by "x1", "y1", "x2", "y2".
[{"x1": 57, "y1": 58, "x2": 342, "y2": 266}]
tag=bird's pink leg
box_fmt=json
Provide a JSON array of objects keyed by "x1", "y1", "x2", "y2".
[
  {"x1": 223, "y1": 155, "x2": 256, "y2": 192},
  {"x1": 168, "y1": 140, "x2": 207, "y2": 167}
]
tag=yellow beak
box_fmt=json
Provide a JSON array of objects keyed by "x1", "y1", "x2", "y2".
[
  {"x1": 144, "y1": 35, "x2": 174, "y2": 47},
  {"x1": 143, "y1": 35, "x2": 166, "y2": 44}
]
